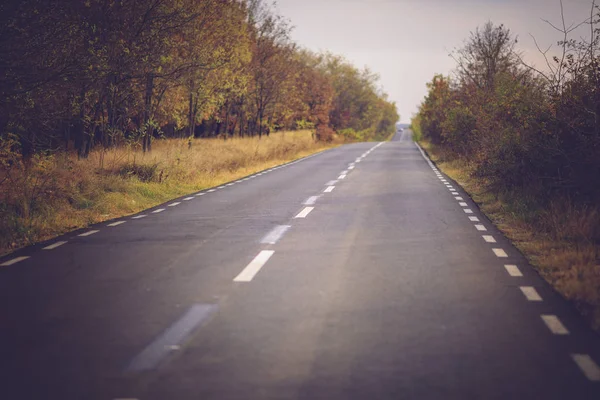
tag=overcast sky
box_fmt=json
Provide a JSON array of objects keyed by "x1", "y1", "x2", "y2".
[{"x1": 275, "y1": 0, "x2": 596, "y2": 123}]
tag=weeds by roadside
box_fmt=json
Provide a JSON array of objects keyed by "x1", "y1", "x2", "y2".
[
  {"x1": 0, "y1": 130, "x2": 336, "y2": 256},
  {"x1": 421, "y1": 140, "x2": 600, "y2": 331}
]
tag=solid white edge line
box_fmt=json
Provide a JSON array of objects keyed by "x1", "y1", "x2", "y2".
[
  {"x1": 1, "y1": 256, "x2": 30, "y2": 266},
  {"x1": 324, "y1": 186, "x2": 335, "y2": 193},
  {"x1": 504, "y1": 264, "x2": 523, "y2": 277},
  {"x1": 541, "y1": 315, "x2": 569, "y2": 335},
  {"x1": 43, "y1": 241, "x2": 68, "y2": 250},
  {"x1": 295, "y1": 207, "x2": 314, "y2": 218},
  {"x1": 572, "y1": 354, "x2": 600, "y2": 381},
  {"x1": 520, "y1": 286, "x2": 542, "y2": 301},
  {"x1": 78, "y1": 230, "x2": 99, "y2": 237},
  {"x1": 233, "y1": 250, "x2": 275, "y2": 282}
]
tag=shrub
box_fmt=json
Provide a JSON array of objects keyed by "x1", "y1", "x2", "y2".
[{"x1": 118, "y1": 163, "x2": 158, "y2": 182}]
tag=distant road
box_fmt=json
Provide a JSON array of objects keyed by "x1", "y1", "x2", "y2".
[{"x1": 1, "y1": 130, "x2": 600, "y2": 399}]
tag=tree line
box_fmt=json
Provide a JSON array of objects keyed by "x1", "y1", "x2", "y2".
[
  {"x1": 413, "y1": 5, "x2": 600, "y2": 206},
  {"x1": 0, "y1": 0, "x2": 399, "y2": 158}
]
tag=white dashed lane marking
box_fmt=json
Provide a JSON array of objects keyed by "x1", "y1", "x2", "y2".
[
  {"x1": 261, "y1": 225, "x2": 291, "y2": 245},
  {"x1": 183, "y1": 197, "x2": 194, "y2": 201},
  {"x1": 520, "y1": 286, "x2": 542, "y2": 301},
  {"x1": 475, "y1": 224, "x2": 486, "y2": 231},
  {"x1": 326, "y1": 180, "x2": 338, "y2": 186},
  {"x1": 348, "y1": 166, "x2": 355, "y2": 170},
  {"x1": 208, "y1": 189, "x2": 216, "y2": 192},
  {"x1": 234, "y1": 250, "x2": 275, "y2": 282},
  {"x1": 324, "y1": 186, "x2": 335, "y2": 193},
  {"x1": 303, "y1": 196, "x2": 319, "y2": 205},
  {"x1": 482, "y1": 235, "x2": 496, "y2": 243},
  {"x1": 132, "y1": 215, "x2": 147, "y2": 219},
  {"x1": 108, "y1": 221, "x2": 126, "y2": 227},
  {"x1": 295, "y1": 207, "x2": 314, "y2": 219},
  {"x1": 152, "y1": 209, "x2": 165, "y2": 214},
  {"x1": 541, "y1": 315, "x2": 569, "y2": 335},
  {"x1": 464, "y1": 209, "x2": 473, "y2": 214},
  {"x1": 493, "y1": 248, "x2": 508, "y2": 257},
  {"x1": 504, "y1": 264, "x2": 523, "y2": 277},
  {"x1": 78, "y1": 230, "x2": 99, "y2": 237},
  {"x1": 469, "y1": 216, "x2": 480, "y2": 222},
  {"x1": 455, "y1": 197, "x2": 463, "y2": 200},
  {"x1": 572, "y1": 354, "x2": 600, "y2": 381},
  {"x1": 1, "y1": 256, "x2": 30, "y2": 266},
  {"x1": 338, "y1": 174, "x2": 347, "y2": 180},
  {"x1": 43, "y1": 241, "x2": 67, "y2": 250},
  {"x1": 126, "y1": 304, "x2": 217, "y2": 372},
  {"x1": 459, "y1": 202, "x2": 468, "y2": 207}
]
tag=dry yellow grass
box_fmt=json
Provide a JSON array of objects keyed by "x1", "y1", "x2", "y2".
[
  {"x1": 0, "y1": 130, "x2": 337, "y2": 255},
  {"x1": 420, "y1": 140, "x2": 600, "y2": 331}
]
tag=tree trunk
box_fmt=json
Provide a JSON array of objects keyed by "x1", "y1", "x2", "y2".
[
  {"x1": 224, "y1": 101, "x2": 230, "y2": 139},
  {"x1": 143, "y1": 73, "x2": 154, "y2": 153},
  {"x1": 75, "y1": 86, "x2": 86, "y2": 158},
  {"x1": 188, "y1": 89, "x2": 195, "y2": 138}
]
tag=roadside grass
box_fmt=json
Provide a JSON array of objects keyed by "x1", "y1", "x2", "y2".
[
  {"x1": 0, "y1": 130, "x2": 337, "y2": 256},
  {"x1": 419, "y1": 140, "x2": 600, "y2": 332}
]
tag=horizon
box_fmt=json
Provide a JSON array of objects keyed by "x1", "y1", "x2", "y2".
[{"x1": 276, "y1": 0, "x2": 596, "y2": 123}]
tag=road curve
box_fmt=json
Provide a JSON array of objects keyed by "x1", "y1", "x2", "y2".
[{"x1": 1, "y1": 131, "x2": 600, "y2": 399}]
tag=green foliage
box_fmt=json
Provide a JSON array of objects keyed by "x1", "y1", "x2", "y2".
[
  {"x1": 416, "y1": 18, "x2": 600, "y2": 205},
  {"x1": 118, "y1": 163, "x2": 158, "y2": 183},
  {"x1": 0, "y1": 0, "x2": 397, "y2": 154}
]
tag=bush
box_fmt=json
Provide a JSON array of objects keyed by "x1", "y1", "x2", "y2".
[{"x1": 118, "y1": 163, "x2": 158, "y2": 182}]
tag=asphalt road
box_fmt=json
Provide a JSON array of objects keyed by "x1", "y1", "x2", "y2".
[{"x1": 2, "y1": 130, "x2": 600, "y2": 399}]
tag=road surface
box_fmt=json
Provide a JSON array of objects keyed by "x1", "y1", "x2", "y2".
[{"x1": 1, "y1": 130, "x2": 600, "y2": 399}]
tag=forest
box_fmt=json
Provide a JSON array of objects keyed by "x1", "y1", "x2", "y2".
[
  {"x1": 0, "y1": 0, "x2": 398, "y2": 254},
  {"x1": 412, "y1": 6, "x2": 600, "y2": 328},
  {"x1": 0, "y1": 0, "x2": 399, "y2": 156}
]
